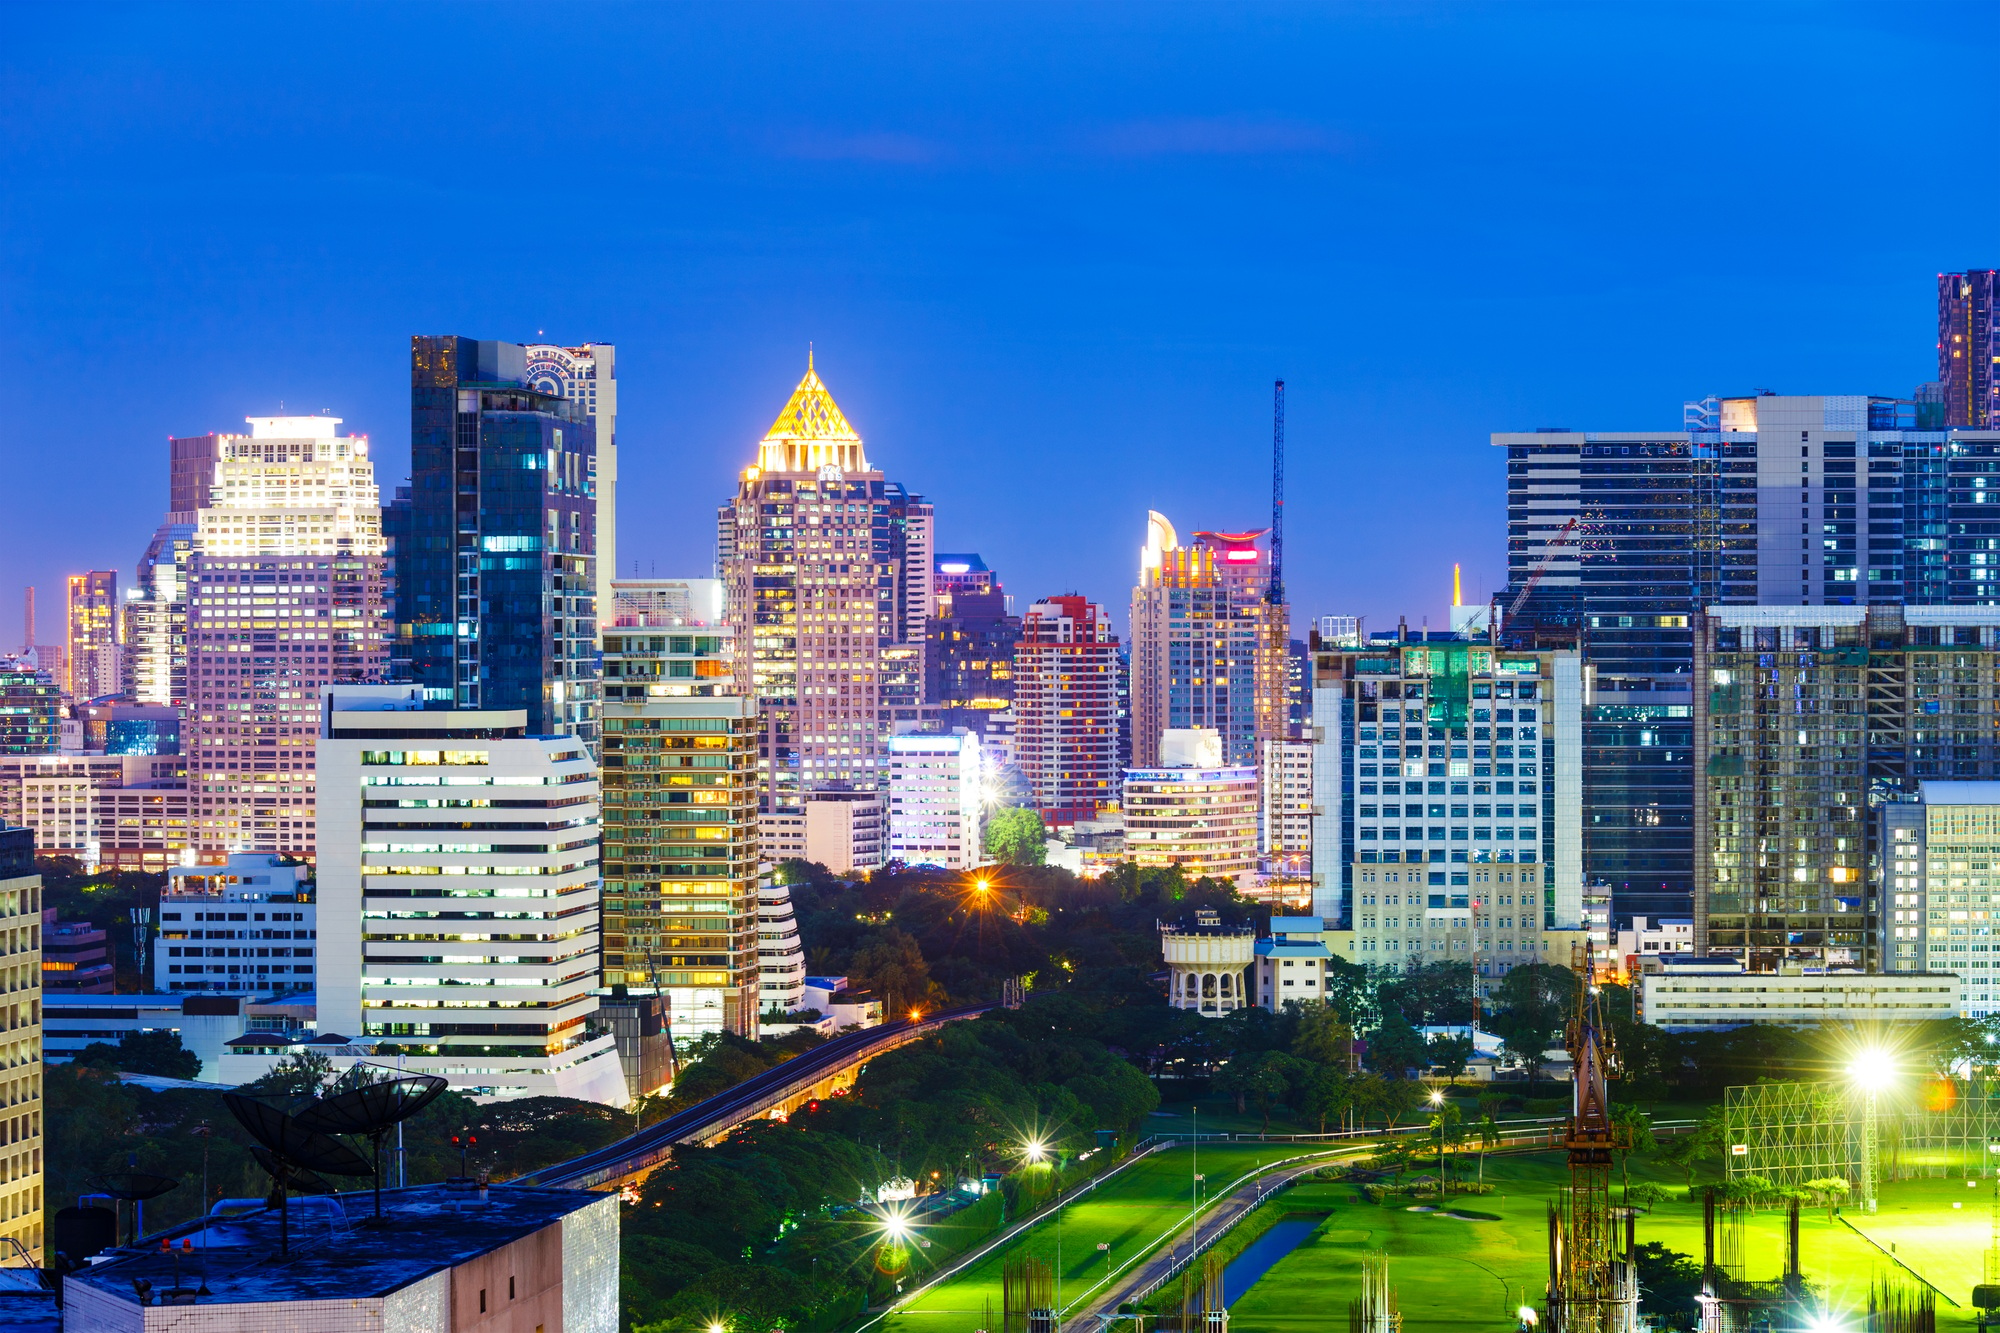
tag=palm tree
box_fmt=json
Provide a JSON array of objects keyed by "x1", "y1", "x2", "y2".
[{"x1": 1476, "y1": 1113, "x2": 1501, "y2": 1182}]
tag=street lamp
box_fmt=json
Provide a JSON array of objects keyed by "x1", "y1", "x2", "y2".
[
  {"x1": 1848, "y1": 1046, "x2": 1895, "y2": 1214},
  {"x1": 1024, "y1": 1139, "x2": 1048, "y2": 1164}
]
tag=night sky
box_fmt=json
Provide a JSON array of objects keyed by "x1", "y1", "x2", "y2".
[{"x1": 3, "y1": 3, "x2": 1994, "y2": 639}]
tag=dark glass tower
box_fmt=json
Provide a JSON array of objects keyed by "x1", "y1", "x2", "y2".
[
  {"x1": 407, "y1": 337, "x2": 599, "y2": 749},
  {"x1": 1941, "y1": 271, "x2": 2000, "y2": 430}
]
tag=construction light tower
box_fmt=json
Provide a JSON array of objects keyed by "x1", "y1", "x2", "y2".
[{"x1": 1546, "y1": 941, "x2": 1636, "y2": 1333}]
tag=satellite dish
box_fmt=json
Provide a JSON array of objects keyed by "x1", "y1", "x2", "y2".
[
  {"x1": 89, "y1": 1172, "x2": 179, "y2": 1248},
  {"x1": 249, "y1": 1146, "x2": 334, "y2": 1197},
  {"x1": 293, "y1": 1071, "x2": 449, "y2": 1223},
  {"x1": 222, "y1": 1092, "x2": 373, "y2": 1255}
]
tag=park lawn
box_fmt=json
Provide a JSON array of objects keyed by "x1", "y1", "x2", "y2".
[
  {"x1": 883, "y1": 1143, "x2": 1346, "y2": 1333},
  {"x1": 1842, "y1": 1174, "x2": 2000, "y2": 1309},
  {"x1": 1229, "y1": 1153, "x2": 1980, "y2": 1333}
]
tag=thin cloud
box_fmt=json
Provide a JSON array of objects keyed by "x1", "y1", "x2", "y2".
[
  {"x1": 1085, "y1": 115, "x2": 1353, "y2": 158},
  {"x1": 772, "y1": 129, "x2": 947, "y2": 164}
]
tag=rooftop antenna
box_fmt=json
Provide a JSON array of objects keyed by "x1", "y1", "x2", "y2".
[{"x1": 1266, "y1": 380, "x2": 1285, "y2": 606}]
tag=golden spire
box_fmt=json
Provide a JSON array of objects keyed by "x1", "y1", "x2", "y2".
[{"x1": 755, "y1": 353, "x2": 866, "y2": 474}]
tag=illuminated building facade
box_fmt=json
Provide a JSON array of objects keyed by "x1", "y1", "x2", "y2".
[
  {"x1": 928, "y1": 552, "x2": 1021, "y2": 741},
  {"x1": 716, "y1": 358, "x2": 932, "y2": 823},
  {"x1": 0, "y1": 661, "x2": 60, "y2": 755},
  {"x1": 0, "y1": 829, "x2": 45, "y2": 1264},
  {"x1": 521, "y1": 342, "x2": 618, "y2": 626},
  {"x1": 599, "y1": 629, "x2": 761, "y2": 1044},
  {"x1": 404, "y1": 336, "x2": 600, "y2": 748},
  {"x1": 1129, "y1": 511, "x2": 1287, "y2": 768},
  {"x1": 0, "y1": 755, "x2": 185, "y2": 873},
  {"x1": 1014, "y1": 595, "x2": 1120, "y2": 824},
  {"x1": 1124, "y1": 729, "x2": 1259, "y2": 885},
  {"x1": 1695, "y1": 604, "x2": 2000, "y2": 977},
  {"x1": 886, "y1": 728, "x2": 982, "y2": 870},
  {"x1": 1941, "y1": 271, "x2": 2000, "y2": 430},
  {"x1": 65, "y1": 571, "x2": 121, "y2": 700},
  {"x1": 156, "y1": 852, "x2": 316, "y2": 995},
  {"x1": 316, "y1": 686, "x2": 625, "y2": 1104},
  {"x1": 125, "y1": 521, "x2": 196, "y2": 708},
  {"x1": 1312, "y1": 633, "x2": 1584, "y2": 994},
  {"x1": 185, "y1": 416, "x2": 387, "y2": 862}
]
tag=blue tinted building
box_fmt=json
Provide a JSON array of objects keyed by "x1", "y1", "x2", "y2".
[{"x1": 406, "y1": 337, "x2": 599, "y2": 749}]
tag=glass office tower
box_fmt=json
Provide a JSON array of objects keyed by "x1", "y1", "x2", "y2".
[{"x1": 406, "y1": 337, "x2": 599, "y2": 751}]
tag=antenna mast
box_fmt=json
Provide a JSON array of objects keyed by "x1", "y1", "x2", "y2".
[{"x1": 1267, "y1": 380, "x2": 1285, "y2": 606}]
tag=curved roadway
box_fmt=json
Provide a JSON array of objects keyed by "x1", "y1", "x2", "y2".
[{"x1": 517, "y1": 1002, "x2": 996, "y2": 1189}]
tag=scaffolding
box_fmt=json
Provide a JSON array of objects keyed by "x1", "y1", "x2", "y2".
[{"x1": 1725, "y1": 1076, "x2": 2000, "y2": 1189}]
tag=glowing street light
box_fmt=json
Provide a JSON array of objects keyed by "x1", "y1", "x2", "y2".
[
  {"x1": 881, "y1": 1212, "x2": 912, "y2": 1242},
  {"x1": 1428, "y1": 1089, "x2": 1445, "y2": 1108},
  {"x1": 1848, "y1": 1045, "x2": 1896, "y2": 1214},
  {"x1": 1023, "y1": 1139, "x2": 1048, "y2": 1163}
]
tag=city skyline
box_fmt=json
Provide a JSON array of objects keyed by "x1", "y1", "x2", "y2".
[{"x1": 6, "y1": 5, "x2": 1992, "y2": 628}]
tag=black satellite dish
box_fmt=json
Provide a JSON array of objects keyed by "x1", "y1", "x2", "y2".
[
  {"x1": 87, "y1": 1173, "x2": 178, "y2": 1248},
  {"x1": 293, "y1": 1071, "x2": 448, "y2": 1222},
  {"x1": 248, "y1": 1146, "x2": 335, "y2": 1197},
  {"x1": 222, "y1": 1093, "x2": 373, "y2": 1254}
]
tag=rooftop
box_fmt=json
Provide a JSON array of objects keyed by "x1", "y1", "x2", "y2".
[{"x1": 68, "y1": 1184, "x2": 607, "y2": 1309}]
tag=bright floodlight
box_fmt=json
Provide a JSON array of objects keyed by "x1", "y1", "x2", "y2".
[
  {"x1": 1024, "y1": 1139, "x2": 1048, "y2": 1162},
  {"x1": 1806, "y1": 1313, "x2": 1845, "y2": 1333},
  {"x1": 1429, "y1": 1090, "x2": 1445, "y2": 1106},
  {"x1": 1848, "y1": 1047, "x2": 1895, "y2": 1091},
  {"x1": 975, "y1": 878, "x2": 990, "y2": 893},
  {"x1": 1517, "y1": 1307, "x2": 1539, "y2": 1327},
  {"x1": 882, "y1": 1213, "x2": 911, "y2": 1241},
  {"x1": 709, "y1": 1323, "x2": 725, "y2": 1333}
]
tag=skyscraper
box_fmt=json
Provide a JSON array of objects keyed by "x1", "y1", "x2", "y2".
[
  {"x1": 125, "y1": 521, "x2": 196, "y2": 708},
  {"x1": 717, "y1": 356, "x2": 932, "y2": 824},
  {"x1": 521, "y1": 342, "x2": 618, "y2": 626},
  {"x1": 0, "y1": 829, "x2": 45, "y2": 1264},
  {"x1": 185, "y1": 416, "x2": 387, "y2": 861},
  {"x1": 1941, "y1": 271, "x2": 2000, "y2": 430},
  {"x1": 405, "y1": 336, "x2": 600, "y2": 748},
  {"x1": 1014, "y1": 595, "x2": 1120, "y2": 824},
  {"x1": 65, "y1": 571, "x2": 121, "y2": 700},
  {"x1": 1499, "y1": 391, "x2": 2000, "y2": 926},
  {"x1": 927, "y1": 552, "x2": 1021, "y2": 739},
  {"x1": 1129, "y1": 511, "x2": 1287, "y2": 767}
]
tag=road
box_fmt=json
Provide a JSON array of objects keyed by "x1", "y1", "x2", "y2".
[{"x1": 1063, "y1": 1146, "x2": 1369, "y2": 1327}]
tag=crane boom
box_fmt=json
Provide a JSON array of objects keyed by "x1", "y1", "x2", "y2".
[{"x1": 1508, "y1": 517, "x2": 1579, "y2": 618}]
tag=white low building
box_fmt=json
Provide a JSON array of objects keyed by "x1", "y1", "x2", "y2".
[
  {"x1": 1254, "y1": 915, "x2": 1331, "y2": 1010},
  {"x1": 316, "y1": 685, "x2": 626, "y2": 1105},
  {"x1": 759, "y1": 879, "x2": 808, "y2": 1017},
  {"x1": 1639, "y1": 957, "x2": 1963, "y2": 1030},
  {"x1": 157, "y1": 853, "x2": 316, "y2": 994}
]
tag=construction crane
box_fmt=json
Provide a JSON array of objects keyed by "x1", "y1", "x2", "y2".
[{"x1": 1507, "y1": 516, "x2": 1579, "y2": 618}]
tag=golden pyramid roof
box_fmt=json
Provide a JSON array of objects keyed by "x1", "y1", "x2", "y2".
[
  {"x1": 754, "y1": 352, "x2": 868, "y2": 474},
  {"x1": 763, "y1": 353, "x2": 860, "y2": 444}
]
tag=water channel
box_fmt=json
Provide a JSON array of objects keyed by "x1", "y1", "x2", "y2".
[{"x1": 1220, "y1": 1215, "x2": 1327, "y2": 1306}]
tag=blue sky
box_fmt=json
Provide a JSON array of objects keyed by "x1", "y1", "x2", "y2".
[{"x1": 2, "y1": 2, "x2": 1993, "y2": 639}]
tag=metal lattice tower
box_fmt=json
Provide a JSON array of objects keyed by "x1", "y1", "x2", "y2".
[
  {"x1": 1267, "y1": 380, "x2": 1285, "y2": 607},
  {"x1": 1548, "y1": 941, "x2": 1635, "y2": 1333}
]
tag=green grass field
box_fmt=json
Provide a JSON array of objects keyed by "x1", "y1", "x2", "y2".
[
  {"x1": 1227, "y1": 1154, "x2": 1991, "y2": 1333},
  {"x1": 882, "y1": 1143, "x2": 1331, "y2": 1333}
]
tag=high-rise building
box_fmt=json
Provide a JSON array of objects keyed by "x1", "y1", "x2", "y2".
[
  {"x1": 125, "y1": 522, "x2": 196, "y2": 708},
  {"x1": 1496, "y1": 392, "x2": 2000, "y2": 928},
  {"x1": 598, "y1": 630, "x2": 762, "y2": 1045},
  {"x1": 522, "y1": 342, "x2": 619, "y2": 628},
  {"x1": 0, "y1": 661, "x2": 60, "y2": 755},
  {"x1": 716, "y1": 357, "x2": 932, "y2": 824},
  {"x1": 1882, "y1": 783, "x2": 2000, "y2": 1011},
  {"x1": 1261, "y1": 736, "x2": 1313, "y2": 876},
  {"x1": 316, "y1": 685, "x2": 625, "y2": 1103},
  {"x1": 169, "y1": 431, "x2": 226, "y2": 519},
  {"x1": 65, "y1": 571, "x2": 121, "y2": 700},
  {"x1": 185, "y1": 416, "x2": 387, "y2": 862},
  {"x1": 1694, "y1": 605, "x2": 2000, "y2": 978},
  {"x1": 0, "y1": 827, "x2": 45, "y2": 1264},
  {"x1": 758, "y1": 879, "x2": 808, "y2": 1017},
  {"x1": 928, "y1": 553, "x2": 1021, "y2": 741},
  {"x1": 1014, "y1": 595, "x2": 1120, "y2": 825},
  {"x1": 156, "y1": 853, "x2": 316, "y2": 994},
  {"x1": 886, "y1": 727, "x2": 982, "y2": 869},
  {"x1": 1315, "y1": 615, "x2": 1361, "y2": 648},
  {"x1": 1311, "y1": 631, "x2": 1584, "y2": 993},
  {"x1": 1123, "y1": 728, "x2": 1259, "y2": 886},
  {"x1": 405, "y1": 336, "x2": 600, "y2": 748},
  {"x1": 1941, "y1": 271, "x2": 2000, "y2": 430},
  {"x1": 0, "y1": 755, "x2": 185, "y2": 873},
  {"x1": 1129, "y1": 511, "x2": 1287, "y2": 768}
]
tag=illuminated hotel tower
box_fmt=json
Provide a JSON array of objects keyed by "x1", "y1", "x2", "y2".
[
  {"x1": 521, "y1": 342, "x2": 618, "y2": 629},
  {"x1": 1129, "y1": 511, "x2": 1288, "y2": 768},
  {"x1": 718, "y1": 357, "x2": 932, "y2": 822},
  {"x1": 185, "y1": 416, "x2": 388, "y2": 861}
]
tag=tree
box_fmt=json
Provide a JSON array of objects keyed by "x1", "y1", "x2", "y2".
[
  {"x1": 1289, "y1": 1002, "x2": 1353, "y2": 1068},
  {"x1": 846, "y1": 927, "x2": 938, "y2": 1019},
  {"x1": 1613, "y1": 1106, "x2": 1655, "y2": 1197},
  {"x1": 1427, "y1": 1033, "x2": 1473, "y2": 1084},
  {"x1": 1802, "y1": 1176, "x2": 1850, "y2": 1221},
  {"x1": 73, "y1": 1029, "x2": 201, "y2": 1081},
  {"x1": 1322, "y1": 957, "x2": 1381, "y2": 1031},
  {"x1": 242, "y1": 1049, "x2": 336, "y2": 1097},
  {"x1": 1490, "y1": 962, "x2": 1577, "y2": 1088},
  {"x1": 1631, "y1": 1242, "x2": 1705, "y2": 1332},
  {"x1": 1292, "y1": 1065, "x2": 1352, "y2": 1134},
  {"x1": 1656, "y1": 1132, "x2": 1702, "y2": 1188},
  {"x1": 1366, "y1": 1008, "x2": 1427, "y2": 1079},
  {"x1": 1379, "y1": 1076, "x2": 1422, "y2": 1131},
  {"x1": 984, "y1": 808, "x2": 1047, "y2": 866},
  {"x1": 1475, "y1": 1112, "x2": 1501, "y2": 1181},
  {"x1": 1428, "y1": 1102, "x2": 1463, "y2": 1199}
]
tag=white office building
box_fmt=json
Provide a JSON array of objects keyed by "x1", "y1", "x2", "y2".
[
  {"x1": 156, "y1": 852, "x2": 315, "y2": 993},
  {"x1": 887, "y1": 728, "x2": 982, "y2": 869},
  {"x1": 315, "y1": 685, "x2": 625, "y2": 1104},
  {"x1": 758, "y1": 880, "x2": 808, "y2": 1016}
]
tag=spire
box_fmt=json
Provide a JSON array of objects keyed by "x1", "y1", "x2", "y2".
[{"x1": 754, "y1": 355, "x2": 867, "y2": 474}]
